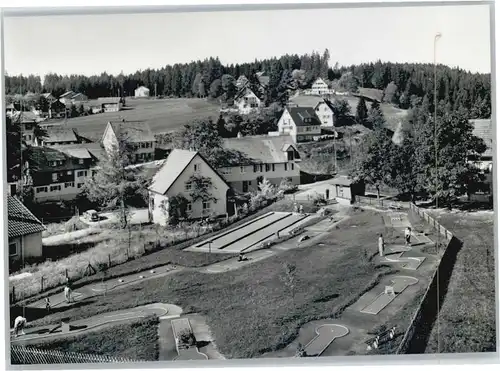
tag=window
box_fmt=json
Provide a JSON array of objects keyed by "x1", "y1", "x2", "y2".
[
  {"x1": 284, "y1": 163, "x2": 288, "y2": 171},
  {"x1": 185, "y1": 182, "x2": 192, "y2": 191},
  {"x1": 65, "y1": 182, "x2": 74, "y2": 188},
  {"x1": 186, "y1": 202, "x2": 192, "y2": 213},
  {"x1": 78, "y1": 159, "x2": 84, "y2": 164},
  {"x1": 50, "y1": 185, "x2": 61, "y2": 192},
  {"x1": 194, "y1": 163, "x2": 200, "y2": 172},
  {"x1": 9, "y1": 242, "x2": 18, "y2": 257},
  {"x1": 260, "y1": 164, "x2": 263, "y2": 172},
  {"x1": 202, "y1": 201, "x2": 211, "y2": 214},
  {"x1": 52, "y1": 173, "x2": 58, "y2": 182},
  {"x1": 272, "y1": 164, "x2": 275, "y2": 172},
  {"x1": 243, "y1": 181, "x2": 249, "y2": 193},
  {"x1": 287, "y1": 151, "x2": 294, "y2": 161},
  {"x1": 253, "y1": 165, "x2": 258, "y2": 173},
  {"x1": 265, "y1": 164, "x2": 270, "y2": 172},
  {"x1": 291, "y1": 163, "x2": 295, "y2": 171},
  {"x1": 240, "y1": 166, "x2": 246, "y2": 174},
  {"x1": 221, "y1": 167, "x2": 232, "y2": 175},
  {"x1": 77, "y1": 171, "x2": 88, "y2": 177},
  {"x1": 36, "y1": 187, "x2": 48, "y2": 193}
]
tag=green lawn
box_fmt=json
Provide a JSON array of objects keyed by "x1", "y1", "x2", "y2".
[
  {"x1": 48, "y1": 98, "x2": 220, "y2": 141},
  {"x1": 425, "y1": 211, "x2": 496, "y2": 353},
  {"x1": 27, "y1": 208, "x2": 391, "y2": 359},
  {"x1": 32, "y1": 316, "x2": 159, "y2": 361}
]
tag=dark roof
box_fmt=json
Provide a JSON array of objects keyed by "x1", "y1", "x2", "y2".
[
  {"x1": 52, "y1": 142, "x2": 107, "y2": 162},
  {"x1": 97, "y1": 97, "x2": 121, "y2": 104},
  {"x1": 29, "y1": 146, "x2": 90, "y2": 172},
  {"x1": 354, "y1": 88, "x2": 384, "y2": 103},
  {"x1": 221, "y1": 135, "x2": 299, "y2": 165},
  {"x1": 288, "y1": 107, "x2": 322, "y2": 127},
  {"x1": 471, "y1": 119, "x2": 493, "y2": 157},
  {"x1": 44, "y1": 128, "x2": 79, "y2": 143},
  {"x1": 288, "y1": 95, "x2": 326, "y2": 109},
  {"x1": 8, "y1": 195, "x2": 45, "y2": 238},
  {"x1": 108, "y1": 121, "x2": 155, "y2": 143}
]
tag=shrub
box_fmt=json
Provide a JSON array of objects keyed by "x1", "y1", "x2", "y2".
[
  {"x1": 177, "y1": 329, "x2": 196, "y2": 347},
  {"x1": 313, "y1": 193, "x2": 327, "y2": 206},
  {"x1": 279, "y1": 178, "x2": 298, "y2": 194}
]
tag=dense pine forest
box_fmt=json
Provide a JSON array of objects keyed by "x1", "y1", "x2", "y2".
[{"x1": 5, "y1": 49, "x2": 491, "y2": 119}]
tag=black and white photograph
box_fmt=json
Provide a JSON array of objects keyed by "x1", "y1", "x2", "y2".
[{"x1": 2, "y1": 1, "x2": 496, "y2": 367}]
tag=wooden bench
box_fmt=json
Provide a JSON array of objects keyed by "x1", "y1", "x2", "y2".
[{"x1": 364, "y1": 326, "x2": 396, "y2": 351}]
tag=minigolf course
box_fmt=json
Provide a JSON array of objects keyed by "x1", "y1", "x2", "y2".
[
  {"x1": 171, "y1": 318, "x2": 208, "y2": 361},
  {"x1": 185, "y1": 212, "x2": 312, "y2": 254},
  {"x1": 11, "y1": 303, "x2": 182, "y2": 345},
  {"x1": 303, "y1": 324, "x2": 350, "y2": 356},
  {"x1": 381, "y1": 246, "x2": 426, "y2": 270},
  {"x1": 360, "y1": 276, "x2": 418, "y2": 315}
]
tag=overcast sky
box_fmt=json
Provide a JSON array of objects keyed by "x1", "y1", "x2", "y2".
[{"x1": 3, "y1": 4, "x2": 491, "y2": 78}]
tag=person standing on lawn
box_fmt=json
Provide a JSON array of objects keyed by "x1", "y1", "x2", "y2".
[
  {"x1": 13, "y1": 316, "x2": 27, "y2": 337},
  {"x1": 405, "y1": 227, "x2": 412, "y2": 247},
  {"x1": 64, "y1": 284, "x2": 72, "y2": 303},
  {"x1": 45, "y1": 297, "x2": 51, "y2": 313},
  {"x1": 378, "y1": 234, "x2": 385, "y2": 257}
]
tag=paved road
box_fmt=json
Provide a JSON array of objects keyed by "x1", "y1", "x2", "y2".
[
  {"x1": 304, "y1": 324, "x2": 350, "y2": 356},
  {"x1": 360, "y1": 276, "x2": 419, "y2": 315},
  {"x1": 11, "y1": 303, "x2": 180, "y2": 345}
]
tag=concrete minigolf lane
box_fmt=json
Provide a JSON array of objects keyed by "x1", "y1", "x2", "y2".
[
  {"x1": 381, "y1": 246, "x2": 426, "y2": 270},
  {"x1": 303, "y1": 324, "x2": 350, "y2": 356},
  {"x1": 360, "y1": 276, "x2": 419, "y2": 315}
]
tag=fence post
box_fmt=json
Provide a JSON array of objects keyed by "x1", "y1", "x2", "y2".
[
  {"x1": 41, "y1": 277, "x2": 44, "y2": 292},
  {"x1": 65, "y1": 269, "x2": 68, "y2": 279},
  {"x1": 108, "y1": 254, "x2": 111, "y2": 267},
  {"x1": 11, "y1": 286, "x2": 15, "y2": 304}
]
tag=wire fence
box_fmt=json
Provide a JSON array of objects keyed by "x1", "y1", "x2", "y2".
[{"x1": 11, "y1": 346, "x2": 137, "y2": 364}]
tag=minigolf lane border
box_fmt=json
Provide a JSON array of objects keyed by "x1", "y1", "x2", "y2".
[
  {"x1": 360, "y1": 276, "x2": 419, "y2": 315},
  {"x1": 11, "y1": 304, "x2": 175, "y2": 344},
  {"x1": 303, "y1": 324, "x2": 350, "y2": 357},
  {"x1": 381, "y1": 246, "x2": 426, "y2": 270}
]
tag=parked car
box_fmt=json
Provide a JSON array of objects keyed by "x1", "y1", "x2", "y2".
[{"x1": 83, "y1": 210, "x2": 99, "y2": 222}]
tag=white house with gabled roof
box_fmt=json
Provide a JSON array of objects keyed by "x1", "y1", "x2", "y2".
[
  {"x1": 288, "y1": 95, "x2": 335, "y2": 127},
  {"x1": 305, "y1": 77, "x2": 335, "y2": 96},
  {"x1": 148, "y1": 149, "x2": 231, "y2": 226},
  {"x1": 233, "y1": 88, "x2": 262, "y2": 115}
]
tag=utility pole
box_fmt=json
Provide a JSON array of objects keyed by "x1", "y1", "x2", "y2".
[{"x1": 155, "y1": 83, "x2": 157, "y2": 99}]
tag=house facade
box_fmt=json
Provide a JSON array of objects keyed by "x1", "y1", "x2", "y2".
[
  {"x1": 148, "y1": 149, "x2": 230, "y2": 226},
  {"x1": 276, "y1": 107, "x2": 322, "y2": 143},
  {"x1": 233, "y1": 88, "x2": 262, "y2": 115},
  {"x1": 8, "y1": 195, "x2": 45, "y2": 267},
  {"x1": 469, "y1": 119, "x2": 493, "y2": 172},
  {"x1": 59, "y1": 91, "x2": 87, "y2": 105},
  {"x1": 219, "y1": 135, "x2": 301, "y2": 193},
  {"x1": 27, "y1": 146, "x2": 101, "y2": 202},
  {"x1": 102, "y1": 120, "x2": 156, "y2": 164},
  {"x1": 135, "y1": 86, "x2": 150, "y2": 97},
  {"x1": 95, "y1": 97, "x2": 122, "y2": 112},
  {"x1": 305, "y1": 78, "x2": 335, "y2": 96},
  {"x1": 288, "y1": 95, "x2": 335, "y2": 127}
]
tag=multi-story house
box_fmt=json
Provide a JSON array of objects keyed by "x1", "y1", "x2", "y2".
[
  {"x1": 33, "y1": 127, "x2": 84, "y2": 147},
  {"x1": 28, "y1": 145, "x2": 102, "y2": 202},
  {"x1": 101, "y1": 120, "x2": 156, "y2": 164},
  {"x1": 148, "y1": 149, "x2": 231, "y2": 226},
  {"x1": 11, "y1": 111, "x2": 46, "y2": 144},
  {"x1": 275, "y1": 106, "x2": 322, "y2": 143},
  {"x1": 218, "y1": 135, "x2": 301, "y2": 193},
  {"x1": 233, "y1": 88, "x2": 262, "y2": 115},
  {"x1": 288, "y1": 95, "x2": 335, "y2": 128},
  {"x1": 304, "y1": 77, "x2": 335, "y2": 96}
]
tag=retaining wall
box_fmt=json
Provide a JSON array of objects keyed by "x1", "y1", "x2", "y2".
[{"x1": 396, "y1": 203, "x2": 457, "y2": 354}]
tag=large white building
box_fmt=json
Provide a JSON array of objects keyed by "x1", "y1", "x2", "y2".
[
  {"x1": 148, "y1": 149, "x2": 231, "y2": 225},
  {"x1": 135, "y1": 86, "x2": 150, "y2": 98},
  {"x1": 304, "y1": 78, "x2": 335, "y2": 96},
  {"x1": 288, "y1": 95, "x2": 335, "y2": 128},
  {"x1": 218, "y1": 136, "x2": 301, "y2": 193},
  {"x1": 275, "y1": 107, "x2": 322, "y2": 143}
]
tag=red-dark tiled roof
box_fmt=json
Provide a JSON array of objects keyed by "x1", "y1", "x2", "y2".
[{"x1": 8, "y1": 195, "x2": 45, "y2": 238}]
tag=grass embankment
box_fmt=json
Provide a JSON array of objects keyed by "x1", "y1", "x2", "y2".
[
  {"x1": 32, "y1": 316, "x2": 159, "y2": 361},
  {"x1": 424, "y1": 211, "x2": 495, "y2": 353},
  {"x1": 14, "y1": 198, "x2": 318, "y2": 304},
  {"x1": 26, "y1": 208, "x2": 389, "y2": 359}
]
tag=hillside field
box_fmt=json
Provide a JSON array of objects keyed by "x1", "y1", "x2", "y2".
[{"x1": 47, "y1": 98, "x2": 221, "y2": 141}]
